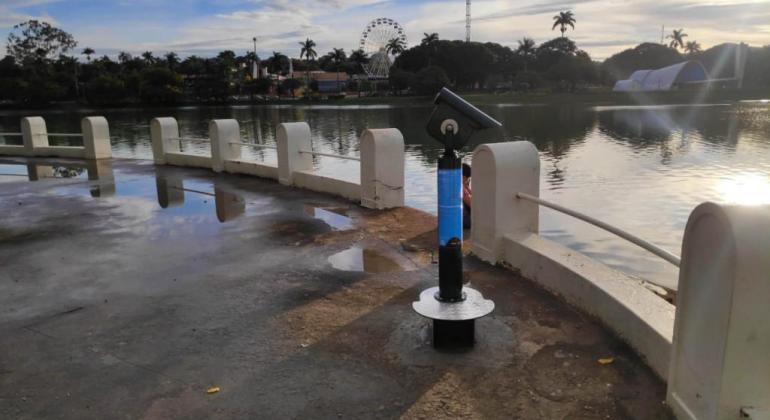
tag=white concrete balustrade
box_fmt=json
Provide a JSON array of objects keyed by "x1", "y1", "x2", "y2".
[
  {"x1": 151, "y1": 117, "x2": 404, "y2": 209},
  {"x1": 2, "y1": 115, "x2": 404, "y2": 209},
  {"x1": 150, "y1": 117, "x2": 212, "y2": 169},
  {"x1": 0, "y1": 116, "x2": 111, "y2": 159},
  {"x1": 471, "y1": 140, "x2": 770, "y2": 420},
  {"x1": 213, "y1": 119, "x2": 278, "y2": 180}
]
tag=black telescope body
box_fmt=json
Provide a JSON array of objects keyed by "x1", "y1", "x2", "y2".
[{"x1": 426, "y1": 87, "x2": 502, "y2": 150}]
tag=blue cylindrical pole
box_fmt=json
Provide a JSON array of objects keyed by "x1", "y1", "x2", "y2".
[{"x1": 437, "y1": 147, "x2": 464, "y2": 302}]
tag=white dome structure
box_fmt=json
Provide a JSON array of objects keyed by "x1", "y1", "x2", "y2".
[{"x1": 613, "y1": 61, "x2": 710, "y2": 92}]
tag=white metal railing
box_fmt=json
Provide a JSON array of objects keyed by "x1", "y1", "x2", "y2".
[
  {"x1": 299, "y1": 149, "x2": 360, "y2": 162},
  {"x1": 516, "y1": 192, "x2": 681, "y2": 267},
  {"x1": 229, "y1": 141, "x2": 277, "y2": 150},
  {"x1": 0, "y1": 132, "x2": 22, "y2": 136}
]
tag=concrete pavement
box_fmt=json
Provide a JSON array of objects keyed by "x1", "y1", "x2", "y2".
[{"x1": 0, "y1": 157, "x2": 672, "y2": 419}]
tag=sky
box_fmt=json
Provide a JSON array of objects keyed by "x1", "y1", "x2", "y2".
[{"x1": 1, "y1": 0, "x2": 769, "y2": 61}]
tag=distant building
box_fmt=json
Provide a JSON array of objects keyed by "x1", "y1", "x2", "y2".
[{"x1": 290, "y1": 71, "x2": 349, "y2": 94}]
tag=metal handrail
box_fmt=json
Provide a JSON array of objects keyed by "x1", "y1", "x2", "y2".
[
  {"x1": 299, "y1": 150, "x2": 360, "y2": 162},
  {"x1": 0, "y1": 132, "x2": 22, "y2": 136},
  {"x1": 515, "y1": 192, "x2": 681, "y2": 267},
  {"x1": 171, "y1": 186, "x2": 215, "y2": 197},
  {"x1": 229, "y1": 142, "x2": 277, "y2": 150},
  {"x1": 45, "y1": 133, "x2": 83, "y2": 138},
  {"x1": 170, "y1": 137, "x2": 210, "y2": 143}
]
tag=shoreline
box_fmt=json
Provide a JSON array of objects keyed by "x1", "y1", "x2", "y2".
[{"x1": 2, "y1": 88, "x2": 769, "y2": 111}]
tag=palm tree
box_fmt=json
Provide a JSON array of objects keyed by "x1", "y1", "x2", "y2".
[
  {"x1": 552, "y1": 10, "x2": 576, "y2": 37},
  {"x1": 421, "y1": 32, "x2": 439, "y2": 46},
  {"x1": 299, "y1": 38, "x2": 317, "y2": 62},
  {"x1": 141, "y1": 51, "x2": 155, "y2": 65},
  {"x1": 269, "y1": 51, "x2": 287, "y2": 74},
  {"x1": 667, "y1": 29, "x2": 688, "y2": 50},
  {"x1": 684, "y1": 41, "x2": 701, "y2": 55},
  {"x1": 118, "y1": 51, "x2": 132, "y2": 64},
  {"x1": 349, "y1": 49, "x2": 368, "y2": 73},
  {"x1": 164, "y1": 52, "x2": 179, "y2": 70},
  {"x1": 421, "y1": 32, "x2": 440, "y2": 65},
  {"x1": 516, "y1": 37, "x2": 536, "y2": 71},
  {"x1": 81, "y1": 47, "x2": 95, "y2": 62},
  {"x1": 385, "y1": 38, "x2": 406, "y2": 55},
  {"x1": 299, "y1": 38, "x2": 317, "y2": 93},
  {"x1": 329, "y1": 48, "x2": 346, "y2": 93}
]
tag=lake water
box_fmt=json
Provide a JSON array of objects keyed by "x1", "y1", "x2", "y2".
[{"x1": 2, "y1": 100, "x2": 770, "y2": 289}]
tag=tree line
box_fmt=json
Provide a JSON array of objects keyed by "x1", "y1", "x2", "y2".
[
  {"x1": 1, "y1": 17, "x2": 769, "y2": 107},
  {"x1": 391, "y1": 34, "x2": 596, "y2": 94},
  {"x1": 0, "y1": 21, "x2": 376, "y2": 106}
]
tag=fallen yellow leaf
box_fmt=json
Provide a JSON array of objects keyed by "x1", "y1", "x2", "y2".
[
  {"x1": 598, "y1": 357, "x2": 614, "y2": 365},
  {"x1": 207, "y1": 386, "x2": 220, "y2": 394}
]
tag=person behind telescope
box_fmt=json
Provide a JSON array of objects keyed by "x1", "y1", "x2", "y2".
[{"x1": 462, "y1": 163, "x2": 472, "y2": 229}]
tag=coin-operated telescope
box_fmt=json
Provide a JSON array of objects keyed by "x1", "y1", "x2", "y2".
[{"x1": 413, "y1": 88, "x2": 501, "y2": 348}]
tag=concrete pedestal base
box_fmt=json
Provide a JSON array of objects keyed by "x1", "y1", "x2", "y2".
[{"x1": 433, "y1": 319, "x2": 475, "y2": 348}]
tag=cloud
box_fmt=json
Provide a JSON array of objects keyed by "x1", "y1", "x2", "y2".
[
  {"x1": 0, "y1": 1, "x2": 61, "y2": 29},
  {"x1": 0, "y1": 0, "x2": 768, "y2": 61},
  {"x1": 470, "y1": 0, "x2": 598, "y2": 22}
]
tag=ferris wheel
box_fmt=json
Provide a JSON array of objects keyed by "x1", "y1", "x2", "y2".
[{"x1": 359, "y1": 18, "x2": 407, "y2": 79}]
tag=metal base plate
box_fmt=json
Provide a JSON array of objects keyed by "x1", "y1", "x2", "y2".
[{"x1": 412, "y1": 286, "x2": 494, "y2": 321}]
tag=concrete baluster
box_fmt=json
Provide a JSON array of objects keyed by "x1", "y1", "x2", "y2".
[
  {"x1": 209, "y1": 119, "x2": 242, "y2": 173},
  {"x1": 470, "y1": 141, "x2": 540, "y2": 263},
  {"x1": 360, "y1": 128, "x2": 405, "y2": 209},
  {"x1": 22, "y1": 116, "x2": 48, "y2": 155},
  {"x1": 150, "y1": 117, "x2": 180, "y2": 165},
  {"x1": 277, "y1": 122, "x2": 312, "y2": 186},
  {"x1": 82, "y1": 116, "x2": 112, "y2": 159},
  {"x1": 668, "y1": 202, "x2": 770, "y2": 420}
]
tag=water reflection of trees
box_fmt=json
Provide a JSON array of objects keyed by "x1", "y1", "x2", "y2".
[{"x1": 596, "y1": 106, "x2": 763, "y2": 163}]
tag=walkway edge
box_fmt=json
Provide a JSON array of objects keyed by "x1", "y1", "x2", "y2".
[{"x1": 500, "y1": 232, "x2": 675, "y2": 379}]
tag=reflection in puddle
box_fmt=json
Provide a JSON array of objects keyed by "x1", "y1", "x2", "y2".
[
  {"x1": 85, "y1": 161, "x2": 116, "y2": 198},
  {"x1": 30, "y1": 164, "x2": 86, "y2": 180},
  {"x1": 156, "y1": 176, "x2": 185, "y2": 208},
  {"x1": 215, "y1": 189, "x2": 245, "y2": 222},
  {"x1": 304, "y1": 205, "x2": 353, "y2": 230},
  {"x1": 0, "y1": 161, "x2": 115, "y2": 197},
  {"x1": 155, "y1": 175, "x2": 245, "y2": 223},
  {"x1": 328, "y1": 246, "x2": 403, "y2": 273},
  {"x1": 0, "y1": 163, "x2": 87, "y2": 180}
]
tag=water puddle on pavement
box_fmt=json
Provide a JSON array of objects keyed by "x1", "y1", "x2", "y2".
[
  {"x1": 327, "y1": 245, "x2": 403, "y2": 273},
  {"x1": 304, "y1": 204, "x2": 354, "y2": 231}
]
